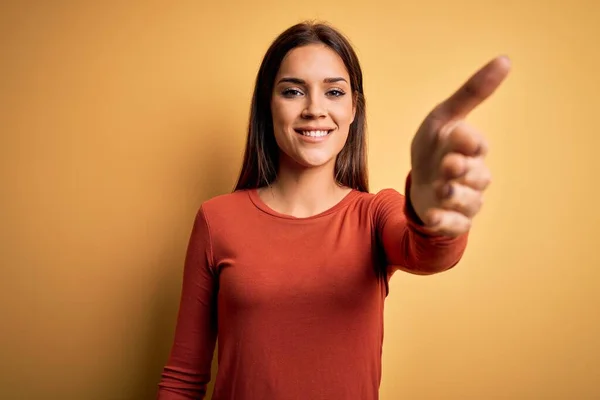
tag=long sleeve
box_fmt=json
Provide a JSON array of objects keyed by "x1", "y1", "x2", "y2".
[
  {"x1": 157, "y1": 206, "x2": 219, "y2": 399},
  {"x1": 373, "y1": 172, "x2": 469, "y2": 276}
]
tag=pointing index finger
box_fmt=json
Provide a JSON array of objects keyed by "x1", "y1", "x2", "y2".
[{"x1": 434, "y1": 56, "x2": 512, "y2": 122}]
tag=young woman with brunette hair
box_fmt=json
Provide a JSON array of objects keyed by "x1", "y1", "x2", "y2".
[{"x1": 157, "y1": 21, "x2": 510, "y2": 400}]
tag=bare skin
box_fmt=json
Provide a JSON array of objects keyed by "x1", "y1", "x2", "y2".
[
  {"x1": 410, "y1": 56, "x2": 511, "y2": 236},
  {"x1": 259, "y1": 44, "x2": 355, "y2": 218},
  {"x1": 259, "y1": 43, "x2": 511, "y2": 232}
]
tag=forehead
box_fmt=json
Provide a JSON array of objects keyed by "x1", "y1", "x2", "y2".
[{"x1": 276, "y1": 44, "x2": 350, "y2": 80}]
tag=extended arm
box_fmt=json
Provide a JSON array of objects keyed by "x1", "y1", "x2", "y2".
[{"x1": 375, "y1": 173, "x2": 468, "y2": 276}]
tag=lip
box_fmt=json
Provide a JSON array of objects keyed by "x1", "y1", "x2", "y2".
[
  {"x1": 294, "y1": 127, "x2": 335, "y2": 143},
  {"x1": 294, "y1": 127, "x2": 336, "y2": 131}
]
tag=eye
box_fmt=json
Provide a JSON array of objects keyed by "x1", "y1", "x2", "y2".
[
  {"x1": 281, "y1": 88, "x2": 304, "y2": 97},
  {"x1": 327, "y1": 89, "x2": 346, "y2": 97}
]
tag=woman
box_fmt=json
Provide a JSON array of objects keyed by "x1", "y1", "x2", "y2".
[{"x1": 157, "y1": 21, "x2": 510, "y2": 400}]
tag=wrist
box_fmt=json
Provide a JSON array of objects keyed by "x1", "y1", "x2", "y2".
[{"x1": 405, "y1": 172, "x2": 426, "y2": 226}]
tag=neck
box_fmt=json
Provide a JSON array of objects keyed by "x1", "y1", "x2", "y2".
[{"x1": 263, "y1": 158, "x2": 350, "y2": 218}]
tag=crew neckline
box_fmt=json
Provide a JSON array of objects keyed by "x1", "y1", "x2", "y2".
[{"x1": 247, "y1": 187, "x2": 360, "y2": 220}]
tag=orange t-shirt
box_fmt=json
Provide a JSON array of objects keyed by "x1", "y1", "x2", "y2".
[{"x1": 157, "y1": 175, "x2": 468, "y2": 399}]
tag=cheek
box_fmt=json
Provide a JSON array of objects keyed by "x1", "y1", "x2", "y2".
[
  {"x1": 331, "y1": 102, "x2": 354, "y2": 150},
  {"x1": 270, "y1": 105, "x2": 294, "y2": 151},
  {"x1": 331, "y1": 100, "x2": 355, "y2": 128},
  {"x1": 271, "y1": 102, "x2": 284, "y2": 126},
  {"x1": 271, "y1": 100, "x2": 300, "y2": 128}
]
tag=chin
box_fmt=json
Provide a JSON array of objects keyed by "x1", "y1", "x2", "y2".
[
  {"x1": 299, "y1": 158, "x2": 335, "y2": 169},
  {"x1": 284, "y1": 151, "x2": 337, "y2": 170}
]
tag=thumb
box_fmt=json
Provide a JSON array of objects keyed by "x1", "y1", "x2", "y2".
[{"x1": 431, "y1": 56, "x2": 512, "y2": 124}]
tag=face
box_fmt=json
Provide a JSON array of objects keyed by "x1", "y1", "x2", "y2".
[{"x1": 270, "y1": 44, "x2": 356, "y2": 171}]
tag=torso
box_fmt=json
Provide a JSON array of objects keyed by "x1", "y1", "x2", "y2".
[{"x1": 204, "y1": 188, "x2": 390, "y2": 400}]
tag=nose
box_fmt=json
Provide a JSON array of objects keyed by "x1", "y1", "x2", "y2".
[{"x1": 301, "y1": 94, "x2": 326, "y2": 119}]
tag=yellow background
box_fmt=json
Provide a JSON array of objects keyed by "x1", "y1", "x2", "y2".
[{"x1": 1, "y1": 1, "x2": 598, "y2": 399}]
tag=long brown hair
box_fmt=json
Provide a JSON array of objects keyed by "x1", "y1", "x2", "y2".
[{"x1": 233, "y1": 21, "x2": 369, "y2": 192}]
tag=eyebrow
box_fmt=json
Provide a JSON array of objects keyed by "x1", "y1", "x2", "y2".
[{"x1": 276, "y1": 77, "x2": 348, "y2": 85}]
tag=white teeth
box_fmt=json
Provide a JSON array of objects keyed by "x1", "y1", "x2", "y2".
[{"x1": 301, "y1": 130, "x2": 329, "y2": 137}]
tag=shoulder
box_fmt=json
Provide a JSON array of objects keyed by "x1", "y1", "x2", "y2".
[
  {"x1": 200, "y1": 190, "x2": 251, "y2": 213},
  {"x1": 192, "y1": 189, "x2": 255, "y2": 233},
  {"x1": 346, "y1": 188, "x2": 407, "y2": 229},
  {"x1": 353, "y1": 188, "x2": 406, "y2": 210},
  {"x1": 197, "y1": 190, "x2": 253, "y2": 220}
]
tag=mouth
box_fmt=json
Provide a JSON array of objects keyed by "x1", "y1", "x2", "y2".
[{"x1": 294, "y1": 129, "x2": 335, "y2": 138}]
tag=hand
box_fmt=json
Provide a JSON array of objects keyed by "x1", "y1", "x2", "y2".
[{"x1": 409, "y1": 56, "x2": 511, "y2": 237}]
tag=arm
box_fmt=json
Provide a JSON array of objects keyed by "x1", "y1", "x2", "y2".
[
  {"x1": 375, "y1": 173, "x2": 468, "y2": 276},
  {"x1": 380, "y1": 56, "x2": 510, "y2": 272},
  {"x1": 157, "y1": 206, "x2": 218, "y2": 399}
]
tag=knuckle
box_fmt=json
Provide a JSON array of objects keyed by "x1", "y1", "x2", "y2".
[
  {"x1": 461, "y1": 218, "x2": 472, "y2": 232},
  {"x1": 423, "y1": 209, "x2": 440, "y2": 227},
  {"x1": 442, "y1": 154, "x2": 466, "y2": 178},
  {"x1": 484, "y1": 171, "x2": 492, "y2": 186},
  {"x1": 479, "y1": 172, "x2": 492, "y2": 189}
]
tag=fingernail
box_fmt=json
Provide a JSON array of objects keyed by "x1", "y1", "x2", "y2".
[{"x1": 444, "y1": 183, "x2": 454, "y2": 199}]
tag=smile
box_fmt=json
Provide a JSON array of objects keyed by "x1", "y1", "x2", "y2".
[{"x1": 294, "y1": 129, "x2": 334, "y2": 137}]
